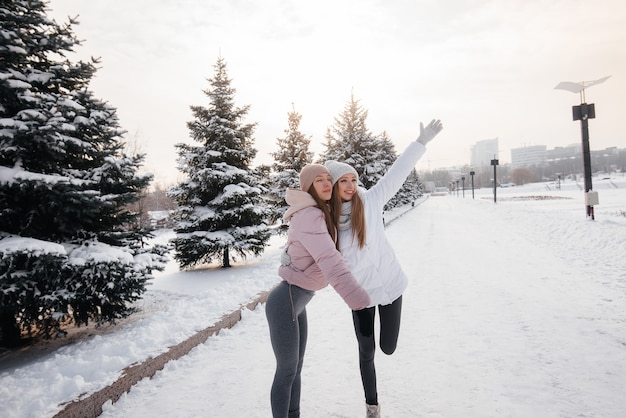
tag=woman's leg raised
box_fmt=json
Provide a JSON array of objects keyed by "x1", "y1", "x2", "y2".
[{"x1": 379, "y1": 295, "x2": 402, "y2": 355}]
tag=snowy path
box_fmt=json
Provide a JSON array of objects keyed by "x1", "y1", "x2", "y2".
[
  {"x1": 399, "y1": 197, "x2": 625, "y2": 417},
  {"x1": 97, "y1": 190, "x2": 626, "y2": 418}
]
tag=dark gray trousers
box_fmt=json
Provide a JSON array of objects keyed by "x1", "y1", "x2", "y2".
[{"x1": 266, "y1": 281, "x2": 314, "y2": 418}]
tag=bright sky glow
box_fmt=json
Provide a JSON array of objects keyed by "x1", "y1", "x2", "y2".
[{"x1": 47, "y1": 0, "x2": 626, "y2": 185}]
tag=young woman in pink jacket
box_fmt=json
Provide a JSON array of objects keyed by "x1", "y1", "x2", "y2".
[{"x1": 266, "y1": 163, "x2": 370, "y2": 418}]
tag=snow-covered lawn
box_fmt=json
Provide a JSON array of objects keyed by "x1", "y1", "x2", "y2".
[{"x1": 1, "y1": 176, "x2": 625, "y2": 418}]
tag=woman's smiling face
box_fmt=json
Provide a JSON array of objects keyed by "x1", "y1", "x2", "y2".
[{"x1": 336, "y1": 173, "x2": 358, "y2": 202}]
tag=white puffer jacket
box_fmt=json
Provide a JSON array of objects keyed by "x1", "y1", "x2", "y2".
[{"x1": 338, "y1": 140, "x2": 426, "y2": 307}]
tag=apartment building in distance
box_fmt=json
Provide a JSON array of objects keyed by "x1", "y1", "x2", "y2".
[
  {"x1": 511, "y1": 145, "x2": 547, "y2": 169},
  {"x1": 470, "y1": 138, "x2": 499, "y2": 167}
]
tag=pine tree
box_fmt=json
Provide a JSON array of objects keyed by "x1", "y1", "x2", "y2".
[
  {"x1": 0, "y1": 1, "x2": 166, "y2": 346},
  {"x1": 385, "y1": 168, "x2": 423, "y2": 210},
  {"x1": 364, "y1": 130, "x2": 398, "y2": 189},
  {"x1": 267, "y1": 105, "x2": 314, "y2": 231},
  {"x1": 168, "y1": 57, "x2": 271, "y2": 269},
  {"x1": 320, "y1": 93, "x2": 397, "y2": 189},
  {"x1": 320, "y1": 94, "x2": 423, "y2": 209}
]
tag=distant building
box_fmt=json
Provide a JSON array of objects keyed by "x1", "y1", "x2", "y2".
[
  {"x1": 148, "y1": 210, "x2": 174, "y2": 229},
  {"x1": 546, "y1": 144, "x2": 580, "y2": 161},
  {"x1": 511, "y1": 145, "x2": 547, "y2": 169},
  {"x1": 470, "y1": 138, "x2": 499, "y2": 167}
]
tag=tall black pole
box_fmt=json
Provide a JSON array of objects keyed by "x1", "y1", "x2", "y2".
[
  {"x1": 491, "y1": 159, "x2": 499, "y2": 203},
  {"x1": 573, "y1": 103, "x2": 595, "y2": 219},
  {"x1": 461, "y1": 176, "x2": 465, "y2": 198},
  {"x1": 555, "y1": 76, "x2": 610, "y2": 219}
]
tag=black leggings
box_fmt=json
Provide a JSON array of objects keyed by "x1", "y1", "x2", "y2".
[{"x1": 351, "y1": 295, "x2": 402, "y2": 406}]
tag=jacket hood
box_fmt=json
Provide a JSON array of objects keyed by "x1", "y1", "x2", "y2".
[{"x1": 283, "y1": 189, "x2": 318, "y2": 221}]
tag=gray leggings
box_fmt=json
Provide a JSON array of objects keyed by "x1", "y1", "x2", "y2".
[{"x1": 266, "y1": 281, "x2": 315, "y2": 418}]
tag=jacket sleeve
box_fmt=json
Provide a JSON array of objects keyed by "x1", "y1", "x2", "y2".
[
  {"x1": 366, "y1": 140, "x2": 426, "y2": 209},
  {"x1": 292, "y1": 208, "x2": 371, "y2": 310}
]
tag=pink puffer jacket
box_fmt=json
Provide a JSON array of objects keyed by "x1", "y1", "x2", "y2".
[{"x1": 278, "y1": 189, "x2": 370, "y2": 310}]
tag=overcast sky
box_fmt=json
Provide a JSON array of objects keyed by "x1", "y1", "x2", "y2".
[{"x1": 47, "y1": 0, "x2": 626, "y2": 185}]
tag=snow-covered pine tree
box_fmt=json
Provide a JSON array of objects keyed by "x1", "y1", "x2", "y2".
[
  {"x1": 0, "y1": 1, "x2": 166, "y2": 347},
  {"x1": 385, "y1": 168, "x2": 423, "y2": 210},
  {"x1": 168, "y1": 57, "x2": 271, "y2": 269},
  {"x1": 378, "y1": 129, "x2": 424, "y2": 210},
  {"x1": 319, "y1": 93, "x2": 397, "y2": 189},
  {"x1": 267, "y1": 105, "x2": 314, "y2": 232}
]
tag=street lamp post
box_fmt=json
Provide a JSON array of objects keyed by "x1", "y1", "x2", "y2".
[
  {"x1": 574, "y1": 102, "x2": 596, "y2": 218},
  {"x1": 469, "y1": 170, "x2": 475, "y2": 199},
  {"x1": 555, "y1": 75, "x2": 610, "y2": 220},
  {"x1": 491, "y1": 158, "x2": 499, "y2": 203},
  {"x1": 461, "y1": 176, "x2": 465, "y2": 198}
]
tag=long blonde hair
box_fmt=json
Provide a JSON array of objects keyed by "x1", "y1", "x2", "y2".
[{"x1": 330, "y1": 185, "x2": 366, "y2": 249}]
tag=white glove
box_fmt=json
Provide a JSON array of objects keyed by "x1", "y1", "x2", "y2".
[
  {"x1": 416, "y1": 119, "x2": 443, "y2": 145},
  {"x1": 280, "y1": 245, "x2": 291, "y2": 266}
]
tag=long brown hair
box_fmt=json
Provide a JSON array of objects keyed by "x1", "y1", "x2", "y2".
[
  {"x1": 329, "y1": 184, "x2": 366, "y2": 249},
  {"x1": 308, "y1": 185, "x2": 336, "y2": 243}
]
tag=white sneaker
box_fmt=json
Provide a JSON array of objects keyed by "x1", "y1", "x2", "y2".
[{"x1": 366, "y1": 403, "x2": 380, "y2": 418}]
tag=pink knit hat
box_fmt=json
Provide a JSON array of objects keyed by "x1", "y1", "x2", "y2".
[{"x1": 299, "y1": 164, "x2": 330, "y2": 191}]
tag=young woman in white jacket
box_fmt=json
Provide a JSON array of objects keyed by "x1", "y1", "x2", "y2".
[{"x1": 325, "y1": 119, "x2": 443, "y2": 418}]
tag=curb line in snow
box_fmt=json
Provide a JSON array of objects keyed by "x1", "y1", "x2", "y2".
[
  {"x1": 384, "y1": 195, "x2": 427, "y2": 227},
  {"x1": 52, "y1": 289, "x2": 271, "y2": 418}
]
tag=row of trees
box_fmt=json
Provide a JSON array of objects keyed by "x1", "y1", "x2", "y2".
[
  {"x1": 0, "y1": 1, "x2": 420, "y2": 346},
  {"x1": 167, "y1": 58, "x2": 423, "y2": 269}
]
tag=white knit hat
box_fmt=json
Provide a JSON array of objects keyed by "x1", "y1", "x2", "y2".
[{"x1": 325, "y1": 160, "x2": 358, "y2": 185}]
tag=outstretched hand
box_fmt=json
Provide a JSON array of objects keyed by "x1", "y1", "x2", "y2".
[{"x1": 417, "y1": 119, "x2": 443, "y2": 145}]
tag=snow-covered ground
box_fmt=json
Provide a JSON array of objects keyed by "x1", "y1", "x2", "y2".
[{"x1": 1, "y1": 176, "x2": 625, "y2": 418}]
